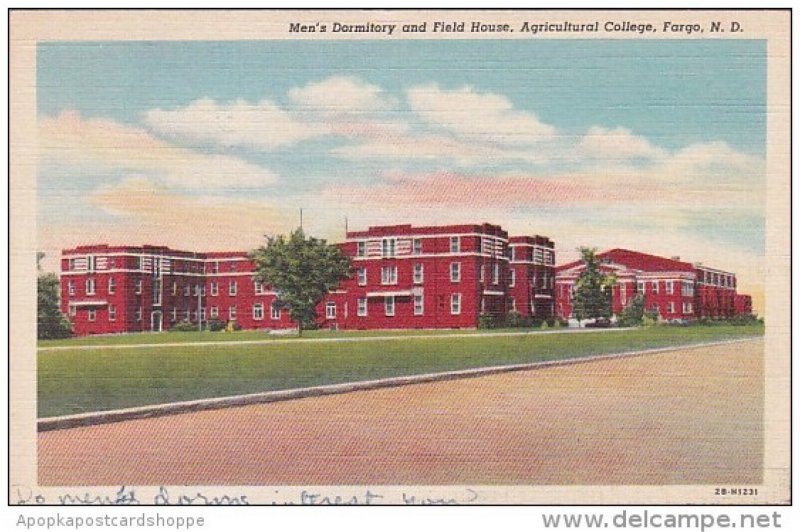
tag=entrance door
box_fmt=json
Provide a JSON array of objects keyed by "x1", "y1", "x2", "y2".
[{"x1": 151, "y1": 311, "x2": 163, "y2": 332}]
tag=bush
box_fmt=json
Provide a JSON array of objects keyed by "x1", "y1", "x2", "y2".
[
  {"x1": 170, "y1": 319, "x2": 197, "y2": 332},
  {"x1": 504, "y1": 311, "x2": 530, "y2": 328},
  {"x1": 478, "y1": 314, "x2": 497, "y2": 329},
  {"x1": 206, "y1": 318, "x2": 226, "y2": 332},
  {"x1": 540, "y1": 320, "x2": 549, "y2": 330},
  {"x1": 617, "y1": 294, "x2": 645, "y2": 327},
  {"x1": 642, "y1": 309, "x2": 660, "y2": 327}
]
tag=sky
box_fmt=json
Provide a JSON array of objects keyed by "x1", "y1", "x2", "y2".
[{"x1": 36, "y1": 39, "x2": 767, "y2": 313}]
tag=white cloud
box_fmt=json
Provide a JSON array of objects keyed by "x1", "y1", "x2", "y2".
[
  {"x1": 288, "y1": 75, "x2": 398, "y2": 113},
  {"x1": 145, "y1": 97, "x2": 326, "y2": 150},
  {"x1": 407, "y1": 84, "x2": 556, "y2": 144},
  {"x1": 579, "y1": 126, "x2": 667, "y2": 160},
  {"x1": 39, "y1": 111, "x2": 279, "y2": 189}
]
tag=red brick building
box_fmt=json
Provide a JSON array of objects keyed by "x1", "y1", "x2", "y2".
[
  {"x1": 555, "y1": 249, "x2": 752, "y2": 322},
  {"x1": 59, "y1": 224, "x2": 557, "y2": 336}
]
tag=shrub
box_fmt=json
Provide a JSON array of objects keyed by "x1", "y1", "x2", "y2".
[
  {"x1": 206, "y1": 318, "x2": 226, "y2": 332},
  {"x1": 478, "y1": 314, "x2": 497, "y2": 329},
  {"x1": 617, "y1": 294, "x2": 645, "y2": 327},
  {"x1": 642, "y1": 309, "x2": 660, "y2": 327},
  {"x1": 540, "y1": 320, "x2": 549, "y2": 330},
  {"x1": 170, "y1": 319, "x2": 197, "y2": 332},
  {"x1": 504, "y1": 311, "x2": 530, "y2": 328}
]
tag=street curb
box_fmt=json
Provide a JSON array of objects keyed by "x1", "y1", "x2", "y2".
[{"x1": 37, "y1": 336, "x2": 761, "y2": 432}]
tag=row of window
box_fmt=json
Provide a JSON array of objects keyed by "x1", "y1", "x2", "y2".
[
  {"x1": 68, "y1": 279, "x2": 269, "y2": 298},
  {"x1": 67, "y1": 255, "x2": 244, "y2": 274},
  {"x1": 360, "y1": 262, "x2": 505, "y2": 286},
  {"x1": 77, "y1": 303, "x2": 283, "y2": 323},
  {"x1": 356, "y1": 236, "x2": 471, "y2": 258}
]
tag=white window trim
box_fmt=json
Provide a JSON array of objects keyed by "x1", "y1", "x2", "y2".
[
  {"x1": 88, "y1": 309, "x2": 96, "y2": 322},
  {"x1": 450, "y1": 262, "x2": 461, "y2": 283},
  {"x1": 451, "y1": 293, "x2": 462, "y2": 315},
  {"x1": 509, "y1": 269, "x2": 516, "y2": 288},
  {"x1": 414, "y1": 294, "x2": 424, "y2": 316},
  {"x1": 85, "y1": 279, "x2": 96, "y2": 296},
  {"x1": 210, "y1": 306, "x2": 219, "y2": 319},
  {"x1": 68, "y1": 280, "x2": 75, "y2": 296},
  {"x1": 381, "y1": 266, "x2": 398, "y2": 285},
  {"x1": 135, "y1": 280, "x2": 142, "y2": 295},
  {"x1": 326, "y1": 302, "x2": 337, "y2": 319},
  {"x1": 413, "y1": 263, "x2": 424, "y2": 284},
  {"x1": 357, "y1": 297, "x2": 368, "y2": 317},
  {"x1": 229, "y1": 281, "x2": 238, "y2": 296},
  {"x1": 136, "y1": 307, "x2": 143, "y2": 322},
  {"x1": 253, "y1": 303, "x2": 264, "y2": 320},
  {"x1": 358, "y1": 268, "x2": 367, "y2": 286},
  {"x1": 211, "y1": 282, "x2": 219, "y2": 296},
  {"x1": 108, "y1": 277, "x2": 116, "y2": 294},
  {"x1": 229, "y1": 306, "x2": 237, "y2": 320},
  {"x1": 450, "y1": 236, "x2": 460, "y2": 253},
  {"x1": 385, "y1": 295, "x2": 395, "y2": 316}
]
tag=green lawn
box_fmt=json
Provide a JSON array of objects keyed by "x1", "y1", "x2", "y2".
[
  {"x1": 38, "y1": 326, "x2": 507, "y2": 348},
  {"x1": 38, "y1": 324, "x2": 763, "y2": 418}
]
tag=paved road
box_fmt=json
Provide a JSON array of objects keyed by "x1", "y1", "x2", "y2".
[{"x1": 38, "y1": 339, "x2": 763, "y2": 486}]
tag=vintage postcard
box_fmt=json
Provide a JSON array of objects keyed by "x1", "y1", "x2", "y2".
[{"x1": 8, "y1": 9, "x2": 790, "y2": 505}]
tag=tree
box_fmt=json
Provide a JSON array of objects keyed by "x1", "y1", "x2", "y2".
[
  {"x1": 617, "y1": 293, "x2": 645, "y2": 327},
  {"x1": 571, "y1": 247, "x2": 616, "y2": 324},
  {"x1": 38, "y1": 271, "x2": 73, "y2": 340},
  {"x1": 250, "y1": 228, "x2": 351, "y2": 336}
]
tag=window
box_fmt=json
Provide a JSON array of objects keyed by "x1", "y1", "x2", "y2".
[
  {"x1": 86, "y1": 255, "x2": 96, "y2": 272},
  {"x1": 153, "y1": 280, "x2": 162, "y2": 305},
  {"x1": 193, "y1": 283, "x2": 201, "y2": 296},
  {"x1": 68, "y1": 258, "x2": 77, "y2": 271},
  {"x1": 88, "y1": 309, "x2": 96, "y2": 322},
  {"x1": 683, "y1": 302, "x2": 693, "y2": 314},
  {"x1": 668, "y1": 302, "x2": 676, "y2": 314},
  {"x1": 210, "y1": 306, "x2": 219, "y2": 319},
  {"x1": 651, "y1": 281, "x2": 659, "y2": 294},
  {"x1": 493, "y1": 263, "x2": 499, "y2": 285},
  {"x1": 326, "y1": 301, "x2": 336, "y2": 319},
  {"x1": 271, "y1": 302, "x2": 280, "y2": 320},
  {"x1": 229, "y1": 281, "x2": 237, "y2": 296},
  {"x1": 451, "y1": 293, "x2": 462, "y2": 315},
  {"x1": 357, "y1": 241, "x2": 367, "y2": 257},
  {"x1": 184, "y1": 284, "x2": 190, "y2": 296},
  {"x1": 68, "y1": 280, "x2": 75, "y2": 296},
  {"x1": 133, "y1": 256, "x2": 142, "y2": 270},
  {"x1": 254, "y1": 281, "x2": 266, "y2": 295},
  {"x1": 637, "y1": 280, "x2": 645, "y2": 293},
  {"x1": 253, "y1": 303, "x2": 264, "y2": 320},
  {"x1": 229, "y1": 261, "x2": 237, "y2": 272},
  {"x1": 509, "y1": 269, "x2": 516, "y2": 287},
  {"x1": 212, "y1": 261, "x2": 220, "y2": 274},
  {"x1": 509, "y1": 247, "x2": 516, "y2": 261},
  {"x1": 134, "y1": 279, "x2": 142, "y2": 295},
  {"x1": 479, "y1": 264, "x2": 484, "y2": 283},
  {"x1": 509, "y1": 297, "x2": 516, "y2": 312},
  {"x1": 108, "y1": 305, "x2": 116, "y2": 321},
  {"x1": 135, "y1": 307, "x2": 142, "y2": 322},
  {"x1": 229, "y1": 306, "x2": 237, "y2": 320},
  {"x1": 381, "y1": 266, "x2": 397, "y2": 285},
  {"x1": 480, "y1": 297, "x2": 486, "y2": 314},
  {"x1": 381, "y1": 238, "x2": 396, "y2": 258},
  {"x1": 450, "y1": 262, "x2": 461, "y2": 282},
  {"x1": 413, "y1": 263, "x2": 424, "y2": 284},
  {"x1": 184, "y1": 309, "x2": 191, "y2": 321},
  {"x1": 357, "y1": 297, "x2": 367, "y2": 317},
  {"x1": 171, "y1": 308, "x2": 177, "y2": 322},
  {"x1": 85, "y1": 278, "x2": 96, "y2": 295},
  {"x1": 414, "y1": 294, "x2": 424, "y2": 316},
  {"x1": 385, "y1": 296, "x2": 395, "y2": 316},
  {"x1": 172, "y1": 282, "x2": 178, "y2": 296},
  {"x1": 68, "y1": 305, "x2": 76, "y2": 317},
  {"x1": 682, "y1": 281, "x2": 694, "y2": 297},
  {"x1": 620, "y1": 284, "x2": 627, "y2": 305},
  {"x1": 450, "y1": 236, "x2": 460, "y2": 253},
  {"x1": 358, "y1": 268, "x2": 367, "y2": 286},
  {"x1": 413, "y1": 238, "x2": 422, "y2": 255},
  {"x1": 666, "y1": 281, "x2": 674, "y2": 295},
  {"x1": 108, "y1": 277, "x2": 116, "y2": 294},
  {"x1": 210, "y1": 282, "x2": 218, "y2": 296}
]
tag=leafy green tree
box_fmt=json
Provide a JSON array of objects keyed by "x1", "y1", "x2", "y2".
[
  {"x1": 571, "y1": 247, "x2": 616, "y2": 324},
  {"x1": 250, "y1": 228, "x2": 351, "y2": 336},
  {"x1": 617, "y1": 293, "x2": 645, "y2": 327},
  {"x1": 38, "y1": 271, "x2": 72, "y2": 340}
]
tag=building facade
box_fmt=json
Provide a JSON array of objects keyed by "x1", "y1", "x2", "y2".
[
  {"x1": 554, "y1": 249, "x2": 752, "y2": 322},
  {"x1": 59, "y1": 223, "x2": 556, "y2": 336}
]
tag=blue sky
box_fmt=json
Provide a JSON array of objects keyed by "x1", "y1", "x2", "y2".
[{"x1": 36, "y1": 39, "x2": 767, "y2": 309}]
